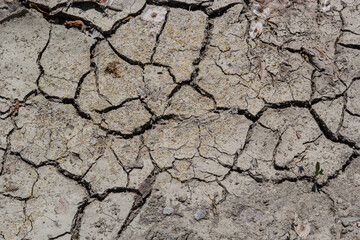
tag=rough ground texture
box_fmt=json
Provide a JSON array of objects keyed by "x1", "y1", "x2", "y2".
[{"x1": 1, "y1": 0, "x2": 360, "y2": 239}]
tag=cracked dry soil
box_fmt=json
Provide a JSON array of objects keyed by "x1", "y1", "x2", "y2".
[{"x1": 1, "y1": 0, "x2": 360, "y2": 239}]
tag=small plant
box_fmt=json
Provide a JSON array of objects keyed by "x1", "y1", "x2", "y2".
[
  {"x1": 312, "y1": 162, "x2": 324, "y2": 193},
  {"x1": 314, "y1": 162, "x2": 324, "y2": 176}
]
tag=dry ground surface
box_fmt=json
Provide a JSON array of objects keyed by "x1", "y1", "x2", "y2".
[{"x1": 1, "y1": 0, "x2": 360, "y2": 239}]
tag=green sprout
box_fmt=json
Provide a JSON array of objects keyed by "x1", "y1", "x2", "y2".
[
  {"x1": 314, "y1": 162, "x2": 324, "y2": 176},
  {"x1": 312, "y1": 162, "x2": 324, "y2": 193}
]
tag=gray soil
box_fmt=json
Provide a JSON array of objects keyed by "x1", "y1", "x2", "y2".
[{"x1": 0, "y1": 0, "x2": 360, "y2": 239}]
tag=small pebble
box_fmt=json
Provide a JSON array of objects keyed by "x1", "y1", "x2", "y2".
[
  {"x1": 163, "y1": 207, "x2": 174, "y2": 215},
  {"x1": 194, "y1": 209, "x2": 206, "y2": 221},
  {"x1": 177, "y1": 193, "x2": 187, "y2": 203},
  {"x1": 341, "y1": 217, "x2": 360, "y2": 227}
]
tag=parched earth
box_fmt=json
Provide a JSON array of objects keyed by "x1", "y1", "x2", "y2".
[{"x1": 1, "y1": 0, "x2": 360, "y2": 239}]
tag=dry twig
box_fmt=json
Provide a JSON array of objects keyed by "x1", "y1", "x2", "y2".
[
  {"x1": 208, "y1": 194, "x2": 218, "y2": 214},
  {"x1": 13, "y1": 98, "x2": 19, "y2": 116}
]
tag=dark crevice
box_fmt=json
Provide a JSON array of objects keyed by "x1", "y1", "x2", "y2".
[
  {"x1": 34, "y1": 27, "x2": 93, "y2": 120},
  {"x1": 24, "y1": 0, "x2": 147, "y2": 38},
  {"x1": 167, "y1": 81, "x2": 191, "y2": 99},
  {"x1": 265, "y1": 100, "x2": 311, "y2": 110},
  {"x1": 34, "y1": 25, "x2": 93, "y2": 119},
  {"x1": 74, "y1": 70, "x2": 92, "y2": 99},
  {"x1": 335, "y1": 96, "x2": 347, "y2": 135},
  {"x1": 53, "y1": 6, "x2": 102, "y2": 32},
  {"x1": 207, "y1": 2, "x2": 242, "y2": 18},
  {"x1": 107, "y1": 2, "x2": 147, "y2": 36},
  {"x1": 73, "y1": 39, "x2": 99, "y2": 99},
  {"x1": 145, "y1": 0, "x2": 209, "y2": 12},
  {"x1": 311, "y1": 76, "x2": 359, "y2": 105},
  {"x1": 168, "y1": 175, "x2": 217, "y2": 184},
  {"x1": 53, "y1": 98, "x2": 92, "y2": 120},
  {"x1": 146, "y1": 61, "x2": 172, "y2": 69},
  {"x1": 234, "y1": 108, "x2": 258, "y2": 122},
  {"x1": 9, "y1": 151, "x2": 148, "y2": 239},
  {"x1": 273, "y1": 175, "x2": 313, "y2": 185},
  {"x1": 23, "y1": 89, "x2": 38, "y2": 102},
  {"x1": 8, "y1": 151, "x2": 41, "y2": 169},
  {"x1": 214, "y1": 92, "x2": 360, "y2": 186},
  {"x1": 95, "y1": 97, "x2": 140, "y2": 114},
  {"x1": 25, "y1": 1, "x2": 101, "y2": 34},
  {"x1": 326, "y1": 151, "x2": 360, "y2": 183},
  {"x1": 302, "y1": 134, "x2": 322, "y2": 145},
  {"x1": 272, "y1": 129, "x2": 287, "y2": 171},
  {"x1": 139, "y1": 97, "x2": 156, "y2": 116},
  {"x1": 213, "y1": 107, "x2": 257, "y2": 122},
  {"x1": 190, "y1": 83, "x2": 217, "y2": 104},
  {"x1": 90, "y1": 187, "x2": 141, "y2": 201},
  {"x1": 238, "y1": 121, "x2": 257, "y2": 156},
  {"x1": 0, "y1": 192, "x2": 31, "y2": 202},
  {"x1": 310, "y1": 107, "x2": 338, "y2": 141},
  {"x1": 51, "y1": 1, "x2": 106, "y2": 14},
  {"x1": 56, "y1": 164, "x2": 94, "y2": 193},
  {"x1": 251, "y1": 106, "x2": 269, "y2": 122},
  {"x1": 340, "y1": 29, "x2": 360, "y2": 35},
  {"x1": 310, "y1": 89, "x2": 347, "y2": 106},
  {"x1": 229, "y1": 154, "x2": 246, "y2": 174},
  {"x1": 117, "y1": 173, "x2": 156, "y2": 237},
  {"x1": 72, "y1": 100, "x2": 92, "y2": 119},
  {"x1": 0, "y1": 127, "x2": 16, "y2": 176},
  {"x1": 49, "y1": 231, "x2": 71, "y2": 240},
  {"x1": 306, "y1": 151, "x2": 360, "y2": 193},
  {"x1": 345, "y1": 108, "x2": 360, "y2": 118},
  {"x1": 273, "y1": 164, "x2": 290, "y2": 171},
  {"x1": 310, "y1": 107, "x2": 359, "y2": 150},
  {"x1": 24, "y1": 1, "x2": 51, "y2": 16},
  {"x1": 150, "y1": 8, "x2": 169, "y2": 62},
  {"x1": 70, "y1": 186, "x2": 144, "y2": 238},
  {"x1": 145, "y1": 142, "x2": 169, "y2": 172},
  {"x1": 101, "y1": 116, "x2": 153, "y2": 139},
  {"x1": 337, "y1": 135, "x2": 359, "y2": 149},
  {"x1": 89, "y1": 39, "x2": 100, "y2": 63},
  {"x1": 9, "y1": 151, "x2": 95, "y2": 193},
  {"x1": 246, "y1": 171, "x2": 266, "y2": 183},
  {"x1": 70, "y1": 198, "x2": 90, "y2": 240},
  {"x1": 338, "y1": 42, "x2": 360, "y2": 51},
  {"x1": 36, "y1": 25, "x2": 52, "y2": 75},
  {"x1": 100, "y1": 113, "x2": 179, "y2": 139},
  {"x1": 107, "y1": 40, "x2": 145, "y2": 67},
  {"x1": 116, "y1": 199, "x2": 142, "y2": 237},
  {"x1": 166, "y1": 67, "x2": 177, "y2": 83},
  {"x1": 190, "y1": 19, "x2": 213, "y2": 82}
]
